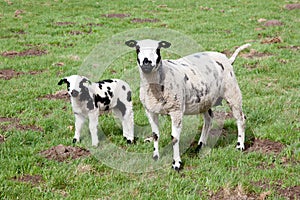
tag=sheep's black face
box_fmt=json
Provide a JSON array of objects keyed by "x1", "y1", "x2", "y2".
[
  {"x1": 58, "y1": 75, "x2": 90, "y2": 99},
  {"x1": 126, "y1": 39, "x2": 171, "y2": 74}
]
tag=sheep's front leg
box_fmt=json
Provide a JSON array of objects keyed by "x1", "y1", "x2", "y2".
[
  {"x1": 170, "y1": 111, "x2": 183, "y2": 171},
  {"x1": 145, "y1": 109, "x2": 160, "y2": 160},
  {"x1": 88, "y1": 111, "x2": 99, "y2": 147},
  {"x1": 73, "y1": 113, "x2": 85, "y2": 144}
]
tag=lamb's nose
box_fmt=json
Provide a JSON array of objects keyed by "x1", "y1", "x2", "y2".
[{"x1": 143, "y1": 58, "x2": 152, "y2": 65}]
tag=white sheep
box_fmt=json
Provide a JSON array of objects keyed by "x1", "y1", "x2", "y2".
[{"x1": 126, "y1": 39, "x2": 250, "y2": 170}]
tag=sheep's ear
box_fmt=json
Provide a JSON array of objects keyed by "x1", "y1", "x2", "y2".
[
  {"x1": 58, "y1": 78, "x2": 68, "y2": 85},
  {"x1": 125, "y1": 40, "x2": 137, "y2": 48},
  {"x1": 158, "y1": 41, "x2": 171, "y2": 49}
]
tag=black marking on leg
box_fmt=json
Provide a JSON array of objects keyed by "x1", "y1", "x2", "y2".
[
  {"x1": 171, "y1": 136, "x2": 178, "y2": 145},
  {"x1": 153, "y1": 148, "x2": 156, "y2": 151},
  {"x1": 216, "y1": 61, "x2": 224, "y2": 70},
  {"x1": 237, "y1": 142, "x2": 240, "y2": 146},
  {"x1": 153, "y1": 155, "x2": 158, "y2": 161},
  {"x1": 116, "y1": 98, "x2": 126, "y2": 116},
  {"x1": 244, "y1": 115, "x2": 247, "y2": 120},
  {"x1": 73, "y1": 138, "x2": 77, "y2": 143},
  {"x1": 230, "y1": 72, "x2": 233, "y2": 77},
  {"x1": 238, "y1": 135, "x2": 241, "y2": 137},
  {"x1": 127, "y1": 139, "x2": 132, "y2": 144},
  {"x1": 152, "y1": 132, "x2": 158, "y2": 141},
  {"x1": 172, "y1": 160, "x2": 175, "y2": 165},
  {"x1": 127, "y1": 91, "x2": 132, "y2": 102},
  {"x1": 208, "y1": 109, "x2": 214, "y2": 118},
  {"x1": 195, "y1": 142, "x2": 203, "y2": 153}
]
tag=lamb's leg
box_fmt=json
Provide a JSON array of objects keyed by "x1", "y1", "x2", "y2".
[
  {"x1": 170, "y1": 111, "x2": 183, "y2": 171},
  {"x1": 88, "y1": 111, "x2": 99, "y2": 147},
  {"x1": 73, "y1": 113, "x2": 85, "y2": 143},
  {"x1": 145, "y1": 109, "x2": 160, "y2": 160},
  {"x1": 196, "y1": 109, "x2": 213, "y2": 152},
  {"x1": 112, "y1": 107, "x2": 135, "y2": 144}
]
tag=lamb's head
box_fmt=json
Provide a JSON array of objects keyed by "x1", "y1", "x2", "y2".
[
  {"x1": 125, "y1": 39, "x2": 171, "y2": 74},
  {"x1": 58, "y1": 75, "x2": 92, "y2": 99}
]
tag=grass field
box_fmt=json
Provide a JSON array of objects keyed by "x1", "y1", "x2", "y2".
[{"x1": 0, "y1": 0, "x2": 299, "y2": 199}]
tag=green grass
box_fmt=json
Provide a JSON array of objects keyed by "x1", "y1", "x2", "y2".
[{"x1": 0, "y1": 0, "x2": 299, "y2": 199}]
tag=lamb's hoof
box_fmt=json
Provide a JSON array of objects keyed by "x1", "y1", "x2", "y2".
[
  {"x1": 172, "y1": 160, "x2": 182, "y2": 172},
  {"x1": 72, "y1": 138, "x2": 77, "y2": 143},
  {"x1": 195, "y1": 142, "x2": 203, "y2": 153},
  {"x1": 236, "y1": 142, "x2": 245, "y2": 151},
  {"x1": 153, "y1": 155, "x2": 159, "y2": 161},
  {"x1": 125, "y1": 137, "x2": 138, "y2": 144}
]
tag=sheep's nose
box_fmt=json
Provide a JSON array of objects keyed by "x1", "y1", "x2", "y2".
[
  {"x1": 71, "y1": 89, "x2": 79, "y2": 97},
  {"x1": 143, "y1": 58, "x2": 152, "y2": 65}
]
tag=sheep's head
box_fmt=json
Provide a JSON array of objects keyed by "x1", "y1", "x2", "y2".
[{"x1": 125, "y1": 39, "x2": 171, "y2": 74}]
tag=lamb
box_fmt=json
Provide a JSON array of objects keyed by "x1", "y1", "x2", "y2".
[
  {"x1": 125, "y1": 39, "x2": 250, "y2": 170},
  {"x1": 58, "y1": 75, "x2": 134, "y2": 146}
]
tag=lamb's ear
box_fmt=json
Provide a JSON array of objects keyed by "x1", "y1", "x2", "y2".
[
  {"x1": 125, "y1": 40, "x2": 137, "y2": 48},
  {"x1": 158, "y1": 41, "x2": 171, "y2": 49},
  {"x1": 58, "y1": 78, "x2": 68, "y2": 85}
]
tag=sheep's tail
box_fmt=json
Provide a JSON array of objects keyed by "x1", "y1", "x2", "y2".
[{"x1": 229, "y1": 43, "x2": 251, "y2": 65}]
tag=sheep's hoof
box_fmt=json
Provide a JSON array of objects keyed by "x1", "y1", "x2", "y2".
[
  {"x1": 72, "y1": 138, "x2": 77, "y2": 143},
  {"x1": 195, "y1": 142, "x2": 203, "y2": 153},
  {"x1": 236, "y1": 142, "x2": 245, "y2": 151},
  {"x1": 172, "y1": 160, "x2": 182, "y2": 172}
]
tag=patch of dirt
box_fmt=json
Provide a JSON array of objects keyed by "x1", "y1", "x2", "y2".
[
  {"x1": 84, "y1": 23, "x2": 103, "y2": 27},
  {"x1": 131, "y1": 18, "x2": 160, "y2": 23},
  {"x1": 1, "y1": 49, "x2": 47, "y2": 57},
  {"x1": 240, "y1": 49, "x2": 272, "y2": 59},
  {"x1": 39, "y1": 90, "x2": 69, "y2": 101},
  {"x1": 40, "y1": 144, "x2": 90, "y2": 162},
  {"x1": 12, "y1": 174, "x2": 43, "y2": 185},
  {"x1": 278, "y1": 45, "x2": 300, "y2": 51},
  {"x1": 102, "y1": 13, "x2": 130, "y2": 18},
  {"x1": 246, "y1": 138, "x2": 284, "y2": 155},
  {"x1": 210, "y1": 185, "x2": 257, "y2": 200},
  {"x1": 0, "y1": 134, "x2": 5, "y2": 143},
  {"x1": 261, "y1": 36, "x2": 283, "y2": 44},
  {"x1": 285, "y1": 4, "x2": 300, "y2": 10},
  {"x1": 0, "y1": 69, "x2": 43, "y2": 80},
  {"x1": 252, "y1": 180, "x2": 300, "y2": 200},
  {"x1": 0, "y1": 117, "x2": 43, "y2": 132},
  {"x1": 263, "y1": 20, "x2": 283, "y2": 27},
  {"x1": 69, "y1": 30, "x2": 84, "y2": 35},
  {"x1": 54, "y1": 22, "x2": 76, "y2": 26}
]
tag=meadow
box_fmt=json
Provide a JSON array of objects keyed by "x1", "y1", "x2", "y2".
[{"x1": 0, "y1": 0, "x2": 299, "y2": 199}]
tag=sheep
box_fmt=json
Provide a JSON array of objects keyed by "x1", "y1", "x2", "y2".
[
  {"x1": 58, "y1": 75, "x2": 134, "y2": 146},
  {"x1": 125, "y1": 39, "x2": 250, "y2": 170}
]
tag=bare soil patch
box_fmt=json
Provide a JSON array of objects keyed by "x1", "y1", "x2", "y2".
[
  {"x1": 263, "y1": 20, "x2": 283, "y2": 27},
  {"x1": 246, "y1": 138, "x2": 284, "y2": 155},
  {"x1": 0, "y1": 117, "x2": 43, "y2": 132},
  {"x1": 39, "y1": 90, "x2": 69, "y2": 101},
  {"x1": 261, "y1": 36, "x2": 283, "y2": 44},
  {"x1": 102, "y1": 13, "x2": 130, "y2": 18},
  {"x1": 131, "y1": 18, "x2": 160, "y2": 23},
  {"x1": 240, "y1": 49, "x2": 272, "y2": 59},
  {"x1": 252, "y1": 180, "x2": 300, "y2": 200},
  {"x1": 54, "y1": 22, "x2": 76, "y2": 26},
  {"x1": 1, "y1": 49, "x2": 47, "y2": 57},
  {"x1": 40, "y1": 144, "x2": 90, "y2": 162},
  {"x1": 0, "y1": 134, "x2": 5, "y2": 143},
  {"x1": 285, "y1": 4, "x2": 300, "y2": 10},
  {"x1": 278, "y1": 45, "x2": 300, "y2": 51},
  {"x1": 12, "y1": 174, "x2": 43, "y2": 185},
  {"x1": 210, "y1": 185, "x2": 257, "y2": 200},
  {"x1": 0, "y1": 69, "x2": 44, "y2": 80}
]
